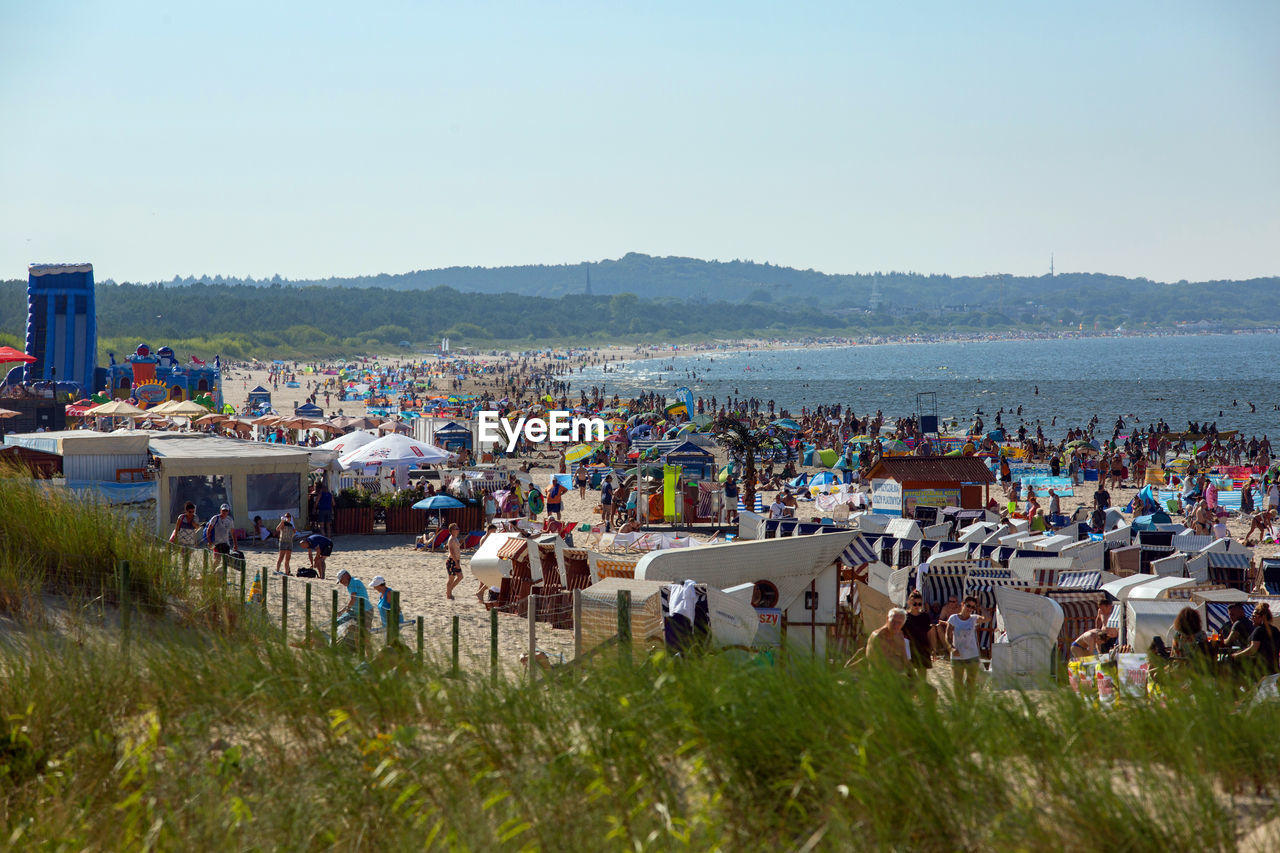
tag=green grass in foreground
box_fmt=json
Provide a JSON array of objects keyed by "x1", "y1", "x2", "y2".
[{"x1": 1, "y1": 627, "x2": 1278, "y2": 851}]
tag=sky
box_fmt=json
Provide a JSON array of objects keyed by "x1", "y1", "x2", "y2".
[{"x1": 1, "y1": 1, "x2": 1277, "y2": 284}]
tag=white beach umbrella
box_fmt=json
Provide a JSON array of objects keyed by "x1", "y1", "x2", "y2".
[
  {"x1": 338, "y1": 433, "x2": 453, "y2": 470},
  {"x1": 318, "y1": 428, "x2": 378, "y2": 456}
]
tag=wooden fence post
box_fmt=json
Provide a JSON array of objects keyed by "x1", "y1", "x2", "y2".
[
  {"x1": 417, "y1": 616, "x2": 424, "y2": 665},
  {"x1": 385, "y1": 591, "x2": 395, "y2": 648},
  {"x1": 528, "y1": 594, "x2": 538, "y2": 682},
  {"x1": 573, "y1": 589, "x2": 582, "y2": 660},
  {"x1": 119, "y1": 561, "x2": 131, "y2": 650},
  {"x1": 281, "y1": 574, "x2": 289, "y2": 639},
  {"x1": 617, "y1": 589, "x2": 631, "y2": 666},
  {"x1": 331, "y1": 588, "x2": 339, "y2": 649},
  {"x1": 357, "y1": 598, "x2": 366, "y2": 658},
  {"x1": 490, "y1": 607, "x2": 498, "y2": 684},
  {"x1": 451, "y1": 615, "x2": 460, "y2": 678},
  {"x1": 305, "y1": 583, "x2": 312, "y2": 646}
]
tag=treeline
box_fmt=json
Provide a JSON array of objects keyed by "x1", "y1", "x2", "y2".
[
  {"x1": 2, "y1": 257, "x2": 1277, "y2": 361},
  {"x1": 0, "y1": 280, "x2": 862, "y2": 359},
  {"x1": 124, "y1": 254, "x2": 1280, "y2": 321}
]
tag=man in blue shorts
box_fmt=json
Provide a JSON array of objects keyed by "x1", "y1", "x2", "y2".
[{"x1": 300, "y1": 532, "x2": 334, "y2": 579}]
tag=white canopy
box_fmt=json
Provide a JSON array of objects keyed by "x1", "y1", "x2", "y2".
[
  {"x1": 318, "y1": 429, "x2": 377, "y2": 456},
  {"x1": 338, "y1": 433, "x2": 453, "y2": 469}
]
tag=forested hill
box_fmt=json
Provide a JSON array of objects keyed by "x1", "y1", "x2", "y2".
[
  {"x1": 126, "y1": 253, "x2": 1276, "y2": 315},
  {"x1": 1, "y1": 255, "x2": 1277, "y2": 359}
]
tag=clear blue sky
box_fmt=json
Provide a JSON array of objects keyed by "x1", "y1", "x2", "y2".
[{"x1": 1, "y1": 1, "x2": 1276, "y2": 283}]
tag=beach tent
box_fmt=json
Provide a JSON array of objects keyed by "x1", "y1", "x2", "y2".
[
  {"x1": 295, "y1": 402, "x2": 324, "y2": 418},
  {"x1": 148, "y1": 434, "x2": 311, "y2": 536}
]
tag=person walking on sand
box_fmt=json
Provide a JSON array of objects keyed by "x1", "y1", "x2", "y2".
[
  {"x1": 170, "y1": 501, "x2": 200, "y2": 569},
  {"x1": 208, "y1": 504, "x2": 238, "y2": 556},
  {"x1": 945, "y1": 596, "x2": 987, "y2": 701},
  {"x1": 275, "y1": 512, "x2": 296, "y2": 575},
  {"x1": 445, "y1": 523, "x2": 463, "y2": 600}
]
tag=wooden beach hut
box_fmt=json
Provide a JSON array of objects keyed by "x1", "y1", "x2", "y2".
[{"x1": 865, "y1": 456, "x2": 995, "y2": 517}]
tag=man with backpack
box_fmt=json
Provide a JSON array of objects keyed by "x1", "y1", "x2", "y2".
[{"x1": 207, "y1": 504, "x2": 238, "y2": 555}]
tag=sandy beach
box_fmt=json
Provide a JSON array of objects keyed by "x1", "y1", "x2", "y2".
[{"x1": 205, "y1": 352, "x2": 1280, "y2": 672}]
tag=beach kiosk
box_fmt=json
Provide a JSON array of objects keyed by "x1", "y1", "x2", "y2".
[
  {"x1": 246, "y1": 385, "x2": 272, "y2": 412},
  {"x1": 659, "y1": 440, "x2": 716, "y2": 481},
  {"x1": 148, "y1": 435, "x2": 311, "y2": 537},
  {"x1": 864, "y1": 456, "x2": 995, "y2": 517},
  {"x1": 3, "y1": 429, "x2": 151, "y2": 481},
  {"x1": 432, "y1": 421, "x2": 473, "y2": 454}
]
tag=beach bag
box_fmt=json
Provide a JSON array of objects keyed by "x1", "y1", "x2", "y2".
[
  {"x1": 203, "y1": 516, "x2": 219, "y2": 545},
  {"x1": 297, "y1": 567, "x2": 318, "y2": 579}
]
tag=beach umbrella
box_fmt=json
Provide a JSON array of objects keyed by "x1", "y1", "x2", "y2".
[
  {"x1": 194, "y1": 413, "x2": 226, "y2": 425},
  {"x1": 318, "y1": 429, "x2": 377, "y2": 455},
  {"x1": 882, "y1": 438, "x2": 910, "y2": 453},
  {"x1": 772, "y1": 418, "x2": 802, "y2": 431},
  {"x1": 0, "y1": 346, "x2": 36, "y2": 366},
  {"x1": 377, "y1": 420, "x2": 412, "y2": 435},
  {"x1": 564, "y1": 443, "x2": 596, "y2": 464},
  {"x1": 163, "y1": 400, "x2": 211, "y2": 418},
  {"x1": 86, "y1": 399, "x2": 146, "y2": 418},
  {"x1": 412, "y1": 494, "x2": 464, "y2": 511},
  {"x1": 338, "y1": 433, "x2": 453, "y2": 470}
]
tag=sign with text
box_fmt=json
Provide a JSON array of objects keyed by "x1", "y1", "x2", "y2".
[{"x1": 871, "y1": 478, "x2": 902, "y2": 515}]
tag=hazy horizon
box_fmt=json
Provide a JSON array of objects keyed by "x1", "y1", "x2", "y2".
[{"x1": 3, "y1": 2, "x2": 1277, "y2": 284}]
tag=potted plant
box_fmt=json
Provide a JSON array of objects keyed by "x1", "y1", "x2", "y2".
[
  {"x1": 381, "y1": 490, "x2": 425, "y2": 534},
  {"x1": 333, "y1": 487, "x2": 374, "y2": 535}
]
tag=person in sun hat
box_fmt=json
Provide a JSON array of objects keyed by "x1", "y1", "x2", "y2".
[{"x1": 370, "y1": 576, "x2": 399, "y2": 629}]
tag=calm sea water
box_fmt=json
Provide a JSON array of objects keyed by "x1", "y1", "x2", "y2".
[{"x1": 572, "y1": 334, "x2": 1280, "y2": 439}]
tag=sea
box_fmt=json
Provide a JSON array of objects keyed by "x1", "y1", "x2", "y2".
[{"x1": 571, "y1": 333, "x2": 1280, "y2": 440}]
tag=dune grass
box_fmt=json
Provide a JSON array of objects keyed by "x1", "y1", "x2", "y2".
[
  {"x1": 2, "y1": 472, "x2": 1279, "y2": 849},
  {"x1": 1, "y1": 624, "x2": 1278, "y2": 850}
]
